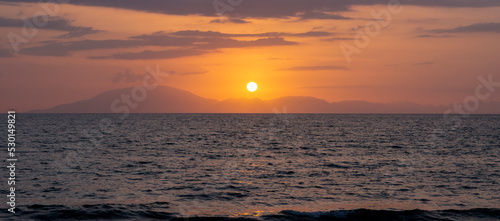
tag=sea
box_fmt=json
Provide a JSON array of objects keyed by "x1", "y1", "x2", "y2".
[{"x1": 2, "y1": 114, "x2": 500, "y2": 220}]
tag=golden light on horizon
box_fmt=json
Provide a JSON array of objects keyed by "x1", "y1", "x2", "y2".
[{"x1": 247, "y1": 82, "x2": 258, "y2": 92}]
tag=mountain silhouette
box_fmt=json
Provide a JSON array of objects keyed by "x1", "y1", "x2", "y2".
[
  {"x1": 30, "y1": 86, "x2": 217, "y2": 113},
  {"x1": 29, "y1": 86, "x2": 500, "y2": 114}
]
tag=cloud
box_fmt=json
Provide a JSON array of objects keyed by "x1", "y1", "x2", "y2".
[
  {"x1": 111, "y1": 69, "x2": 208, "y2": 82},
  {"x1": 169, "y1": 30, "x2": 335, "y2": 38},
  {"x1": 415, "y1": 34, "x2": 452, "y2": 38},
  {"x1": 58, "y1": 27, "x2": 100, "y2": 38},
  {"x1": 170, "y1": 71, "x2": 209, "y2": 76},
  {"x1": 2, "y1": 0, "x2": 499, "y2": 20},
  {"x1": 20, "y1": 39, "x2": 144, "y2": 56},
  {"x1": 20, "y1": 30, "x2": 298, "y2": 58},
  {"x1": 91, "y1": 48, "x2": 209, "y2": 60},
  {"x1": 295, "y1": 11, "x2": 352, "y2": 20},
  {"x1": 0, "y1": 1, "x2": 18, "y2": 6},
  {"x1": 0, "y1": 0, "x2": 351, "y2": 20},
  {"x1": 91, "y1": 37, "x2": 297, "y2": 60},
  {"x1": 322, "y1": 37, "x2": 357, "y2": 41},
  {"x1": 210, "y1": 18, "x2": 251, "y2": 24},
  {"x1": 407, "y1": 18, "x2": 439, "y2": 23},
  {"x1": 111, "y1": 70, "x2": 145, "y2": 83},
  {"x1": 0, "y1": 17, "x2": 100, "y2": 38},
  {"x1": 279, "y1": 65, "x2": 349, "y2": 71},
  {"x1": 0, "y1": 47, "x2": 13, "y2": 57},
  {"x1": 430, "y1": 22, "x2": 500, "y2": 33},
  {"x1": 301, "y1": 85, "x2": 375, "y2": 89},
  {"x1": 414, "y1": 61, "x2": 434, "y2": 65}
]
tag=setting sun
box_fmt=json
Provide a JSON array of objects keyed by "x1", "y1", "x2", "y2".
[
  {"x1": 3, "y1": 1, "x2": 500, "y2": 220},
  {"x1": 247, "y1": 82, "x2": 258, "y2": 92}
]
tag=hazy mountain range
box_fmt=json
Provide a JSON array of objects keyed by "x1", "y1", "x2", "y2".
[{"x1": 30, "y1": 86, "x2": 500, "y2": 114}]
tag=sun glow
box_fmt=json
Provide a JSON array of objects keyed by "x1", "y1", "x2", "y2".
[{"x1": 247, "y1": 82, "x2": 258, "y2": 92}]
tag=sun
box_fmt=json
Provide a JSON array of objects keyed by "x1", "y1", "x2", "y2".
[{"x1": 247, "y1": 82, "x2": 258, "y2": 92}]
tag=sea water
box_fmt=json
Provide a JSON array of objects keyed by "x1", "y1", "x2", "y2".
[{"x1": 2, "y1": 114, "x2": 500, "y2": 220}]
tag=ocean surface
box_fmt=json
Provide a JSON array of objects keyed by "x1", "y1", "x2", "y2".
[{"x1": 2, "y1": 114, "x2": 500, "y2": 220}]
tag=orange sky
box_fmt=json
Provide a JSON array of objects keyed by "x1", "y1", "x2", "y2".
[{"x1": 0, "y1": 1, "x2": 500, "y2": 112}]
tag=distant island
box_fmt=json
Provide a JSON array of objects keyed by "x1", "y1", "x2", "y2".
[{"x1": 30, "y1": 86, "x2": 500, "y2": 114}]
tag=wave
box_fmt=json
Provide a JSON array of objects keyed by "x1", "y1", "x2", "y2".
[
  {"x1": 275, "y1": 208, "x2": 500, "y2": 220},
  {"x1": 3, "y1": 203, "x2": 500, "y2": 220}
]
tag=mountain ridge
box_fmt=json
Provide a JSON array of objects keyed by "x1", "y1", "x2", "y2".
[{"x1": 29, "y1": 86, "x2": 500, "y2": 114}]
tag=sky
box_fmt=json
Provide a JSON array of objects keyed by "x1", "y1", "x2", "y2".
[{"x1": 0, "y1": 0, "x2": 500, "y2": 112}]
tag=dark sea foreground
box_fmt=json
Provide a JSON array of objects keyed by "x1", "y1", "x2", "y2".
[{"x1": 1, "y1": 114, "x2": 499, "y2": 220}]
